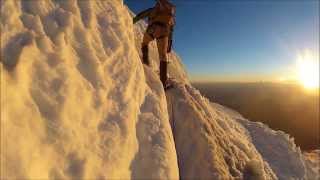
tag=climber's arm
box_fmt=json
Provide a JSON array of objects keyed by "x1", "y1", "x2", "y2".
[{"x1": 133, "y1": 8, "x2": 154, "y2": 24}]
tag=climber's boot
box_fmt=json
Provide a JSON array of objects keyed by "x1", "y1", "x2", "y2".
[
  {"x1": 160, "y1": 61, "x2": 167, "y2": 87},
  {"x1": 141, "y1": 45, "x2": 150, "y2": 66},
  {"x1": 160, "y1": 61, "x2": 174, "y2": 90}
]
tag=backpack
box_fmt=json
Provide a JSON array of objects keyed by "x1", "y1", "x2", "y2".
[{"x1": 149, "y1": 1, "x2": 176, "y2": 26}]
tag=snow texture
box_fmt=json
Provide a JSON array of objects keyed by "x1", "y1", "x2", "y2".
[
  {"x1": 166, "y1": 84, "x2": 276, "y2": 180},
  {"x1": 1, "y1": 0, "x2": 178, "y2": 179},
  {"x1": 303, "y1": 150, "x2": 320, "y2": 180},
  {"x1": 1, "y1": 0, "x2": 318, "y2": 179},
  {"x1": 211, "y1": 103, "x2": 320, "y2": 180}
]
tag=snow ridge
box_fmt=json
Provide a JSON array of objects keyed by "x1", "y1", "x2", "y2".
[{"x1": 166, "y1": 83, "x2": 276, "y2": 180}]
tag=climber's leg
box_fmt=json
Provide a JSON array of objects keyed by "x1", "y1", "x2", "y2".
[
  {"x1": 157, "y1": 36, "x2": 169, "y2": 62},
  {"x1": 141, "y1": 32, "x2": 154, "y2": 66},
  {"x1": 160, "y1": 60, "x2": 169, "y2": 87},
  {"x1": 157, "y1": 36, "x2": 169, "y2": 88}
]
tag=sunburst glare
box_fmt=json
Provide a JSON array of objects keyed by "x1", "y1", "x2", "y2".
[{"x1": 296, "y1": 50, "x2": 319, "y2": 89}]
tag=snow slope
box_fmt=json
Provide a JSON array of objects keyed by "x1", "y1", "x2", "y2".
[
  {"x1": 303, "y1": 150, "x2": 320, "y2": 180},
  {"x1": 166, "y1": 84, "x2": 276, "y2": 180},
  {"x1": 1, "y1": 0, "x2": 178, "y2": 179},
  {"x1": 1, "y1": 0, "x2": 318, "y2": 179},
  {"x1": 211, "y1": 103, "x2": 319, "y2": 180}
]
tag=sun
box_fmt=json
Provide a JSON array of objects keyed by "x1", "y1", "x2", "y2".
[{"x1": 296, "y1": 50, "x2": 319, "y2": 89}]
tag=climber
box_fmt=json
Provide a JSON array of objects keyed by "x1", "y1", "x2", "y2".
[{"x1": 133, "y1": 0, "x2": 176, "y2": 90}]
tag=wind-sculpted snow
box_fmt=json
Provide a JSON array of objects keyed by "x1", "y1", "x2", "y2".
[
  {"x1": 212, "y1": 103, "x2": 319, "y2": 180},
  {"x1": 237, "y1": 118, "x2": 306, "y2": 179},
  {"x1": 303, "y1": 150, "x2": 320, "y2": 179},
  {"x1": 1, "y1": 0, "x2": 317, "y2": 179},
  {"x1": 130, "y1": 67, "x2": 179, "y2": 179},
  {"x1": 166, "y1": 83, "x2": 277, "y2": 179},
  {"x1": 1, "y1": 0, "x2": 178, "y2": 179}
]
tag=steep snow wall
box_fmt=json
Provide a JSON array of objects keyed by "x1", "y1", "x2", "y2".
[
  {"x1": 166, "y1": 84, "x2": 276, "y2": 180},
  {"x1": 1, "y1": 0, "x2": 178, "y2": 179}
]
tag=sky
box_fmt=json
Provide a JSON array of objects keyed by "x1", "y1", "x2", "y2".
[{"x1": 125, "y1": 0, "x2": 319, "y2": 82}]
